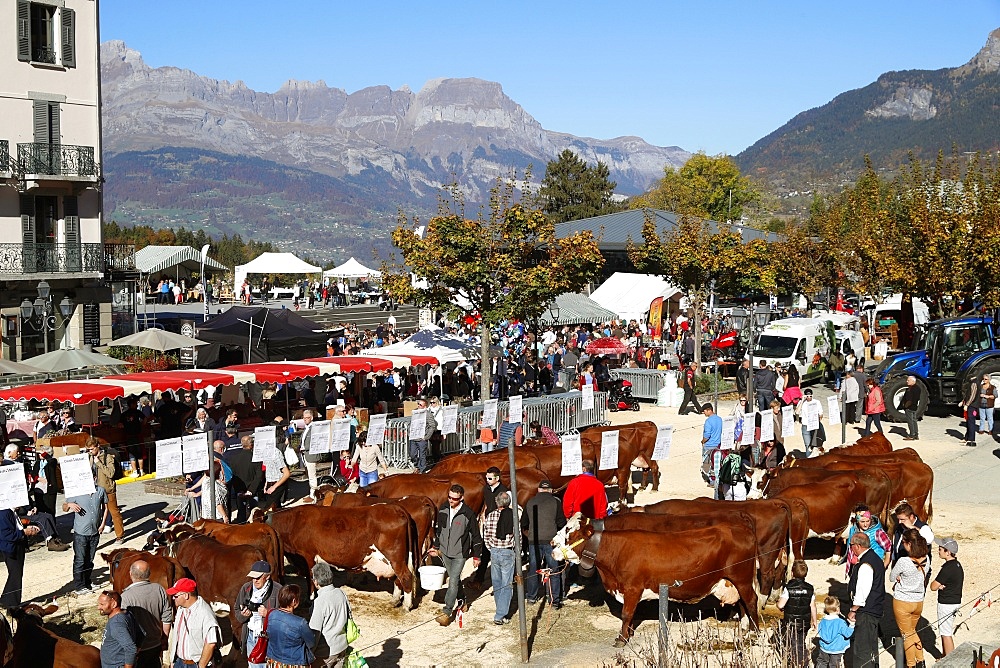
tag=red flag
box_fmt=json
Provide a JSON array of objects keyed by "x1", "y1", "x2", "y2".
[{"x1": 711, "y1": 330, "x2": 738, "y2": 349}]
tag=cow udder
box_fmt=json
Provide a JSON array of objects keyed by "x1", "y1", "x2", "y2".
[
  {"x1": 710, "y1": 579, "x2": 741, "y2": 606},
  {"x1": 362, "y1": 546, "x2": 396, "y2": 580}
]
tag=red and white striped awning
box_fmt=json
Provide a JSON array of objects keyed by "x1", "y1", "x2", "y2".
[
  {"x1": 0, "y1": 379, "x2": 154, "y2": 404},
  {"x1": 219, "y1": 361, "x2": 341, "y2": 383},
  {"x1": 103, "y1": 370, "x2": 257, "y2": 394},
  {"x1": 300, "y1": 356, "x2": 418, "y2": 372},
  {"x1": 356, "y1": 352, "x2": 440, "y2": 366}
]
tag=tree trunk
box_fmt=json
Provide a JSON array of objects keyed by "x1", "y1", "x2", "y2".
[
  {"x1": 480, "y1": 322, "x2": 492, "y2": 402},
  {"x1": 690, "y1": 285, "x2": 702, "y2": 371}
]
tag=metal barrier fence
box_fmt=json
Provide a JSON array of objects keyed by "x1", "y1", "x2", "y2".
[
  {"x1": 380, "y1": 391, "x2": 609, "y2": 469},
  {"x1": 609, "y1": 368, "x2": 677, "y2": 400}
]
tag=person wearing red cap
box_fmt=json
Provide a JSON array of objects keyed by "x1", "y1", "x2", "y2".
[{"x1": 166, "y1": 578, "x2": 220, "y2": 668}]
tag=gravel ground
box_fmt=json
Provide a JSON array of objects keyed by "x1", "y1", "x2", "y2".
[{"x1": 16, "y1": 381, "x2": 1000, "y2": 667}]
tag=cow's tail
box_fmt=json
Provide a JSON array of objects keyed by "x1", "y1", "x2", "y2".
[
  {"x1": 271, "y1": 525, "x2": 286, "y2": 582},
  {"x1": 925, "y1": 478, "x2": 934, "y2": 525}
]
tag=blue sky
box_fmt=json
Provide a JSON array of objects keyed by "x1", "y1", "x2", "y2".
[{"x1": 99, "y1": 1, "x2": 1000, "y2": 155}]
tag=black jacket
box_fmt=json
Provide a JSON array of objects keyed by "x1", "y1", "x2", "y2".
[
  {"x1": 782, "y1": 577, "x2": 814, "y2": 625},
  {"x1": 434, "y1": 502, "x2": 482, "y2": 560},
  {"x1": 225, "y1": 449, "x2": 264, "y2": 496},
  {"x1": 521, "y1": 492, "x2": 566, "y2": 544},
  {"x1": 481, "y1": 482, "x2": 509, "y2": 516}
]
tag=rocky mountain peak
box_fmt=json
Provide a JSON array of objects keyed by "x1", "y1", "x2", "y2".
[{"x1": 957, "y1": 27, "x2": 1000, "y2": 75}]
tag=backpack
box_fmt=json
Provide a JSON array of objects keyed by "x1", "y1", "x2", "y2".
[
  {"x1": 719, "y1": 452, "x2": 743, "y2": 486},
  {"x1": 112, "y1": 452, "x2": 126, "y2": 481}
]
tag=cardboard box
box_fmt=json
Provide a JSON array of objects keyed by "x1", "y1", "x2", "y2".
[
  {"x1": 403, "y1": 400, "x2": 419, "y2": 417},
  {"x1": 53, "y1": 445, "x2": 81, "y2": 458}
]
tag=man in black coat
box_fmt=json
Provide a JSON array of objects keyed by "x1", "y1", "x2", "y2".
[
  {"x1": 224, "y1": 436, "x2": 264, "y2": 523},
  {"x1": 521, "y1": 480, "x2": 566, "y2": 607}
]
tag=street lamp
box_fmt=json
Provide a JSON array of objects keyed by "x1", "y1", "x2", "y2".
[{"x1": 19, "y1": 280, "x2": 74, "y2": 355}]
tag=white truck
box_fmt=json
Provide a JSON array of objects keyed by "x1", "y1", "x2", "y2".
[{"x1": 753, "y1": 318, "x2": 838, "y2": 384}]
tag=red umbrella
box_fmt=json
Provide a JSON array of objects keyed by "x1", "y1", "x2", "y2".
[
  {"x1": 0, "y1": 379, "x2": 153, "y2": 403},
  {"x1": 585, "y1": 336, "x2": 629, "y2": 355},
  {"x1": 711, "y1": 331, "x2": 739, "y2": 349}
]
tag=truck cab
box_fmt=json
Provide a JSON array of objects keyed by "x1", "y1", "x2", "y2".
[
  {"x1": 754, "y1": 318, "x2": 837, "y2": 384},
  {"x1": 875, "y1": 315, "x2": 1000, "y2": 420}
]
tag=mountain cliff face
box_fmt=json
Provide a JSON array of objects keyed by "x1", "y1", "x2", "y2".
[
  {"x1": 737, "y1": 28, "x2": 1000, "y2": 205},
  {"x1": 101, "y1": 40, "x2": 689, "y2": 206}
]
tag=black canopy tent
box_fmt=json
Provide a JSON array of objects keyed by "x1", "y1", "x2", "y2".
[{"x1": 195, "y1": 306, "x2": 328, "y2": 366}]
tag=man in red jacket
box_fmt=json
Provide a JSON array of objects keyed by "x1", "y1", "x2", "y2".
[{"x1": 563, "y1": 460, "x2": 608, "y2": 519}]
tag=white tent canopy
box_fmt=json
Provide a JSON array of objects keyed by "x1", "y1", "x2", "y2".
[
  {"x1": 323, "y1": 257, "x2": 381, "y2": 279},
  {"x1": 361, "y1": 325, "x2": 480, "y2": 363},
  {"x1": 590, "y1": 272, "x2": 682, "y2": 322},
  {"x1": 234, "y1": 252, "x2": 322, "y2": 296}
]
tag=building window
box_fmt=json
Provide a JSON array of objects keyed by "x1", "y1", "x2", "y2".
[{"x1": 16, "y1": 1, "x2": 75, "y2": 68}]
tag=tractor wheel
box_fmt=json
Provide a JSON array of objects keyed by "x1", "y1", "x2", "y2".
[{"x1": 882, "y1": 375, "x2": 928, "y2": 422}]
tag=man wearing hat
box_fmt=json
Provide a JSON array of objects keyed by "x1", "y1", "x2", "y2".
[
  {"x1": 930, "y1": 537, "x2": 964, "y2": 657},
  {"x1": 234, "y1": 561, "x2": 279, "y2": 668},
  {"x1": 795, "y1": 389, "x2": 825, "y2": 454},
  {"x1": 521, "y1": 479, "x2": 566, "y2": 608},
  {"x1": 167, "y1": 578, "x2": 221, "y2": 668}
]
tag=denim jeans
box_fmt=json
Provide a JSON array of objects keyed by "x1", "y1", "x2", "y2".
[
  {"x1": 526, "y1": 542, "x2": 562, "y2": 604},
  {"x1": 409, "y1": 439, "x2": 428, "y2": 471},
  {"x1": 359, "y1": 470, "x2": 379, "y2": 488},
  {"x1": 864, "y1": 412, "x2": 883, "y2": 435},
  {"x1": 439, "y1": 552, "x2": 467, "y2": 613},
  {"x1": 980, "y1": 406, "x2": 995, "y2": 433},
  {"x1": 72, "y1": 533, "x2": 100, "y2": 589},
  {"x1": 490, "y1": 547, "x2": 515, "y2": 621}
]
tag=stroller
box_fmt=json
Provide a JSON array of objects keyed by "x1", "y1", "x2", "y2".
[{"x1": 607, "y1": 378, "x2": 640, "y2": 412}]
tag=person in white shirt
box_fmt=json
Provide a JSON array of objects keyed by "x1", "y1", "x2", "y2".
[
  {"x1": 309, "y1": 562, "x2": 351, "y2": 666},
  {"x1": 167, "y1": 578, "x2": 221, "y2": 667}
]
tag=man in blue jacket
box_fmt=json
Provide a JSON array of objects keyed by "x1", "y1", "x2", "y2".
[{"x1": 0, "y1": 508, "x2": 39, "y2": 606}]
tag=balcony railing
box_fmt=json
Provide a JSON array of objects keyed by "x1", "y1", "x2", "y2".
[
  {"x1": 17, "y1": 143, "x2": 97, "y2": 178},
  {"x1": 104, "y1": 243, "x2": 136, "y2": 272},
  {"x1": 0, "y1": 140, "x2": 9, "y2": 172},
  {"x1": 33, "y1": 47, "x2": 57, "y2": 64},
  {"x1": 0, "y1": 243, "x2": 105, "y2": 275}
]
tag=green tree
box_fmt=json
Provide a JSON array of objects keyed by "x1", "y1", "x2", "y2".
[
  {"x1": 383, "y1": 176, "x2": 605, "y2": 399},
  {"x1": 538, "y1": 149, "x2": 624, "y2": 223},
  {"x1": 631, "y1": 152, "x2": 763, "y2": 223}
]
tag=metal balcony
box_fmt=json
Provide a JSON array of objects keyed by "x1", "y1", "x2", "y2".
[
  {"x1": 17, "y1": 143, "x2": 97, "y2": 178},
  {"x1": 104, "y1": 243, "x2": 137, "y2": 273},
  {"x1": 0, "y1": 242, "x2": 105, "y2": 275},
  {"x1": 0, "y1": 140, "x2": 11, "y2": 174}
]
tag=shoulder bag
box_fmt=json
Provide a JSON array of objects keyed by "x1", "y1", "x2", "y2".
[{"x1": 247, "y1": 609, "x2": 272, "y2": 664}]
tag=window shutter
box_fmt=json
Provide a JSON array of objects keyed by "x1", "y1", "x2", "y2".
[
  {"x1": 20, "y1": 195, "x2": 36, "y2": 244},
  {"x1": 16, "y1": 0, "x2": 30, "y2": 62},
  {"x1": 63, "y1": 195, "x2": 79, "y2": 244},
  {"x1": 60, "y1": 7, "x2": 75, "y2": 68},
  {"x1": 33, "y1": 100, "x2": 49, "y2": 143},
  {"x1": 50, "y1": 103, "x2": 60, "y2": 146}
]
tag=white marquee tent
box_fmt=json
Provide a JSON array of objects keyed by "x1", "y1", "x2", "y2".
[
  {"x1": 589, "y1": 272, "x2": 682, "y2": 322},
  {"x1": 233, "y1": 252, "x2": 321, "y2": 295},
  {"x1": 361, "y1": 325, "x2": 481, "y2": 363},
  {"x1": 323, "y1": 257, "x2": 381, "y2": 279}
]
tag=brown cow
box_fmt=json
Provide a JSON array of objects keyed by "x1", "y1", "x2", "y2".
[
  {"x1": 631, "y1": 497, "x2": 804, "y2": 600},
  {"x1": 1, "y1": 603, "x2": 100, "y2": 668},
  {"x1": 782, "y1": 430, "x2": 893, "y2": 467},
  {"x1": 321, "y1": 491, "x2": 437, "y2": 563},
  {"x1": 100, "y1": 548, "x2": 186, "y2": 593},
  {"x1": 552, "y1": 516, "x2": 760, "y2": 645},
  {"x1": 260, "y1": 504, "x2": 418, "y2": 609},
  {"x1": 768, "y1": 472, "x2": 874, "y2": 562},
  {"x1": 428, "y1": 449, "x2": 542, "y2": 476},
  {"x1": 160, "y1": 533, "x2": 266, "y2": 640},
  {"x1": 191, "y1": 519, "x2": 285, "y2": 579},
  {"x1": 363, "y1": 472, "x2": 487, "y2": 513},
  {"x1": 759, "y1": 467, "x2": 894, "y2": 526},
  {"x1": 580, "y1": 422, "x2": 661, "y2": 495}
]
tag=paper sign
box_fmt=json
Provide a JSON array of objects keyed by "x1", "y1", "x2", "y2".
[
  {"x1": 721, "y1": 416, "x2": 736, "y2": 448},
  {"x1": 805, "y1": 401, "x2": 821, "y2": 431},
  {"x1": 599, "y1": 430, "x2": 620, "y2": 470},
  {"x1": 509, "y1": 395, "x2": 523, "y2": 423},
  {"x1": 440, "y1": 405, "x2": 458, "y2": 436},
  {"x1": 0, "y1": 463, "x2": 29, "y2": 510},
  {"x1": 331, "y1": 418, "x2": 352, "y2": 451},
  {"x1": 652, "y1": 425, "x2": 673, "y2": 460},
  {"x1": 827, "y1": 396, "x2": 841, "y2": 426},
  {"x1": 252, "y1": 427, "x2": 277, "y2": 463},
  {"x1": 61, "y1": 453, "x2": 97, "y2": 498},
  {"x1": 581, "y1": 385, "x2": 595, "y2": 411},
  {"x1": 183, "y1": 433, "x2": 211, "y2": 473},
  {"x1": 410, "y1": 408, "x2": 428, "y2": 440},
  {"x1": 482, "y1": 400, "x2": 498, "y2": 429},
  {"x1": 781, "y1": 405, "x2": 795, "y2": 436},
  {"x1": 560, "y1": 433, "x2": 583, "y2": 477},
  {"x1": 740, "y1": 413, "x2": 756, "y2": 446},
  {"x1": 155, "y1": 438, "x2": 183, "y2": 478},
  {"x1": 759, "y1": 413, "x2": 775, "y2": 443},
  {"x1": 367, "y1": 414, "x2": 387, "y2": 445},
  {"x1": 309, "y1": 420, "x2": 332, "y2": 455}
]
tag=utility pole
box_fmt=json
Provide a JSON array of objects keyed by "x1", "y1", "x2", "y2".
[{"x1": 507, "y1": 434, "x2": 529, "y2": 662}]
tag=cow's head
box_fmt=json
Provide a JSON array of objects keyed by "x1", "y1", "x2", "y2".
[
  {"x1": 746, "y1": 469, "x2": 767, "y2": 499},
  {"x1": 250, "y1": 507, "x2": 267, "y2": 524},
  {"x1": 8, "y1": 603, "x2": 58, "y2": 624},
  {"x1": 551, "y1": 513, "x2": 600, "y2": 574},
  {"x1": 313, "y1": 484, "x2": 342, "y2": 506}
]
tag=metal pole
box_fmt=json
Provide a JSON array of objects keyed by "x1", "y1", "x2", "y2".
[
  {"x1": 205, "y1": 431, "x2": 216, "y2": 521},
  {"x1": 713, "y1": 356, "x2": 719, "y2": 413},
  {"x1": 658, "y1": 584, "x2": 669, "y2": 667},
  {"x1": 894, "y1": 635, "x2": 905, "y2": 667},
  {"x1": 841, "y1": 390, "x2": 847, "y2": 445},
  {"x1": 507, "y1": 438, "x2": 529, "y2": 663},
  {"x1": 746, "y1": 304, "x2": 755, "y2": 409}
]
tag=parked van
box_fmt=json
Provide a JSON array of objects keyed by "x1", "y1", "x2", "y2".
[{"x1": 754, "y1": 318, "x2": 837, "y2": 383}]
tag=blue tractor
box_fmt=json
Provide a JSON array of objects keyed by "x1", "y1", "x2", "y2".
[{"x1": 875, "y1": 315, "x2": 1000, "y2": 421}]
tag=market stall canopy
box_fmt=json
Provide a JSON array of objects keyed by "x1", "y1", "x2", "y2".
[
  {"x1": 585, "y1": 336, "x2": 629, "y2": 355},
  {"x1": 103, "y1": 370, "x2": 256, "y2": 394},
  {"x1": 301, "y1": 356, "x2": 399, "y2": 372},
  {"x1": 219, "y1": 361, "x2": 341, "y2": 383},
  {"x1": 538, "y1": 291, "x2": 620, "y2": 326},
  {"x1": 589, "y1": 272, "x2": 682, "y2": 323},
  {"x1": 195, "y1": 306, "x2": 329, "y2": 366},
  {"x1": 322, "y1": 257, "x2": 382, "y2": 279},
  {"x1": 234, "y1": 252, "x2": 321, "y2": 299},
  {"x1": 361, "y1": 325, "x2": 481, "y2": 363},
  {"x1": 0, "y1": 378, "x2": 151, "y2": 403},
  {"x1": 104, "y1": 329, "x2": 210, "y2": 352},
  {"x1": 135, "y1": 245, "x2": 227, "y2": 275},
  {"x1": 23, "y1": 348, "x2": 131, "y2": 374},
  {"x1": 0, "y1": 359, "x2": 46, "y2": 375}
]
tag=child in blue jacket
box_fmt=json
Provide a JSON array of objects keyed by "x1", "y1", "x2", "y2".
[{"x1": 816, "y1": 596, "x2": 855, "y2": 667}]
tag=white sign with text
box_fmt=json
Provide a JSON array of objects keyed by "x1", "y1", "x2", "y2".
[
  {"x1": 652, "y1": 425, "x2": 673, "y2": 460},
  {"x1": 599, "y1": 430, "x2": 620, "y2": 471},
  {"x1": 155, "y1": 438, "x2": 183, "y2": 479},
  {"x1": 61, "y1": 454, "x2": 97, "y2": 497},
  {"x1": 440, "y1": 405, "x2": 458, "y2": 436},
  {"x1": 367, "y1": 414, "x2": 387, "y2": 445},
  {"x1": 560, "y1": 433, "x2": 583, "y2": 477},
  {"x1": 0, "y1": 463, "x2": 29, "y2": 510}
]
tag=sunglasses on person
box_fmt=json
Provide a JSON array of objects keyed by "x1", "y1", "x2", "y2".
[{"x1": 447, "y1": 495, "x2": 462, "y2": 502}]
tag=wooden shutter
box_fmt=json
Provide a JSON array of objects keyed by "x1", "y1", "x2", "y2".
[
  {"x1": 63, "y1": 196, "x2": 79, "y2": 244},
  {"x1": 60, "y1": 7, "x2": 75, "y2": 68},
  {"x1": 20, "y1": 195, "x2": 35, "y2": 244},
  {"x1": 16, "y1": 0, "x2": 30, "y2": 62},
  {"x1": 33, "y1": 100, "x2": 49, "y2": 143}
]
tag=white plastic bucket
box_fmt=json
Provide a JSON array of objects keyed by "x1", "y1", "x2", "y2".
[{"x1": 419, "y1": 565, "x2": 447, "y2": 591}]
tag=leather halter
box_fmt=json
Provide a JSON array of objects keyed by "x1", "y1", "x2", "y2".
[{"x1": 577, "y1": 519, "x2": 603, "y2": 574}]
